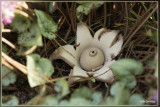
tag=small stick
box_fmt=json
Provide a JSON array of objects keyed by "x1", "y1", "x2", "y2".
[
  {"x1": 120, "y1": 4, "x2": 157, "y2": 54},
  {"x1": 21, "y1": 45, "x2": 37, "y2": 56},
  {"x1": 2, "y1": 58, "x2": 14, "y2": 70},
  {"x1": 2, "y1": 70, "x2": 12, "y2": 79},
  {"x1": 2, "y1": 29, "x2": 15, "y2": 32},
  {"x1": 14, "y1": 9, "x2": 34, "y2": 21},
  {"x1": 124, "y1": 2, "x2": 129, "y2": 38},
  {"x1": 100, "y1": 85, "x2": 110, "y2": 104},
  {"x1": 53, "y1": 39, "x2": 75, "y2": 58},
  {"x1": 55, "y1": 33, "x2": 67, "y2": 44},
  {"x1": 103, "y1": 3, "x2": 107, "y2": 27},
  {"x1": 2, "y1": 37, "x2": 18, "y2": 51},
  {"x1": 2, "y1": 52, "x2": 28, "y2": 74}
]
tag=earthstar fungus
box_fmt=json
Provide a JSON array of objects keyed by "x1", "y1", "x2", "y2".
[{"x1": 50, "y1": 22, "x2": 123, "y2": 84}]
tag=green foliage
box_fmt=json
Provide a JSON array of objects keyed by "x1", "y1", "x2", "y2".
[
  {"x1": 105, "y1": 87, "x2": 130, "y2": 105},
  {"x1": 108, "y1": 58, "x2": 145, "y2": 105},
  {"x1": 68, "y1": 97, "x2": 91, "y2": 105},
  {"x1": 129, "y1": 94, "x2": 144, "y2": 105},
  {"x1": 146, "y1": 57, "x2": 154, "y2": 67},
  {"x1": 109, "y1": 81, "x2": 130, "y2": 104},
  {"x1": 35, "y1": 9, "x2": 58, "y2": 40},
  {"x1": 113, "y1": 87, "x2": 130, "y2": 105},
  {"x1": 54, "y1": 78, "x2": 70, "y2": 100},
  {"x1": 2, "y1": 96, "x2": 19, "y2": 105},
  {"x1": 121, "y1": 75, "x2": 137, "y2": 89},
  {"x1": 10, "y1": 13, "x2": 30, "y2": 33},
  {"x1": 146, "y1": 29, "x2": 157, "y2": 43},
  {"x1": 110, "y1": 82, "x2": 125, "y2": 96},
  {"x1": 2, "y1": 44, "x2": 9, "y2": 55},
  {"x1": 71, "y1": 87, "x2": 92, "y2": 99},
  {"x1": 91, "y1": 91, "x2": 103, "y2": 105},
  {"x1": 26, "y1": 54, "x2": 54, "y2": 87},
  {"x1": 16, "y1": 46, "x2": 31, "y2": 55},
  {"x1": 10, "y1": 13, "x2": 43, "y2": 55},
  {"x1": 32, "y1": 79, "x2": 103, "y2": 105},
  {"x1": 17, "y1": 22, "x2": 43, "y2": 47},
  {"x1": 110, "y1": 59, "x2": 144, "y2": 77},
  {"x1": 2, "y1": 66, "x2": 16, "y2": 86},
  {"x1": 48, "y1": 2, "x2": 53, "y2": 13},
  {"x1": 76, "y1": 2, "x2": 104, "y2": 20},
  {"x1": 42, "y1": 95, "x2": 58, "y2": 105}
]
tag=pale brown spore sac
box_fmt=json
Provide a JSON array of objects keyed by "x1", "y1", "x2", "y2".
[{"x1": 79, "y1": 47, "x2": 105, "y2": 71}]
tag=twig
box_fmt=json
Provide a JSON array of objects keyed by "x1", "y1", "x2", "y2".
[
  {"x1": 2, "y1": 29, "x2": 15, "y2": 32},
  {"x1": 2, "y1": 52, "x2": 28, "y2": 74},
  {"x1": 2, "y1": 59, "x2": 15, "y2": 79},
  {"x1": 55, "y1": 33, "x2": 67, "y2": 44},
  {"x1": 64, "y1": 25, "x2": 71, "y2": 40},
  {"x1": 2, "y1": 58, "x2": 14, "y2": 70},
  {"x1": 14, "y1": 9, "x2": 34, "y2": 21},
  {"x1": 21, "y1": 45, "x2": 37, "y2": 56},
  {"x1": 100, "y1": 85, "x2": 110, "y2": 104},
  {"x1": 57, "y1": 7, "x2": 70, "y2": 25},
  {"x1": 40, "y1": 41, "x2": 51, "y2": 56},
  {"x1": 103, "y1": 3, "x2": 107, "y2": 27},
  {"x1": 65, "y1": 2, "x2": 75, "y2": 33},
  {"x1": 141, "y1": 53, "x2": 155, "y2": 63},
  {"x1": 124, "y1": 2, "x2": 129, "y2": 38},
  {"x1": 2, "y1": 70, "x2": 12, "y2": 79},
  {"x1": 91, "y1": 83, "x2": 102, "y2": 92},
  {"x1": 2, "y1": 37, "x2": 18, "y2": 51},
  {"x1": 120, "y1": 4, "x2": 157, "y2": 54},
  {"x1": 53, "y1": 39, "x2": 75, "y2": 58}
]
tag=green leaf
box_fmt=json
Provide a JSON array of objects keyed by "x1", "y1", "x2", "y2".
[
  {"x1": 2, "y1": 66, "x2": 16, "y2": 86},
  {"x1": 129, "y1": 94, "x2": 144, "y2": 105},
  {"x1": 110, "y1": 81, "x2": 130, "y2": 105},
  {"x1": 146, "y1": 57, "x2": 154, "y2": 67},
  {"x1": 10, "y1": 13, "x2": 43, "y2": 48},
  {"x1": 147, "y1": 29, "x2": 157, "y2": 43},
  {"x1": 2, "y1": 44, "x2": 9, "y2": 55},
  {"x1": 41, "y1": 95, "x2": 58, "y2": 105},
  {"x1": 106, "y1": 83, "x2": 130, "y2": 105},
  {"x1": 2, "y1": 95, "x2": 19, "y2": 105},
  {"x1": 91, "y1": 91, "x2": 103, "y2": 105},
  {"x1": 91, "y1": 78, "x2": 96, "y2": 82},
  {"x1": 69, "y1": 97, "x2": 91, "y2": 105},
  {"x1": 152, "y1": 31, "x2": 157, "y2": 43},
  {"x1": 141, "y1": 2, "x2": 147, "y2": 11},
  {"x1": 16, "y1": 46, "x2": 31, "y2": 55},
  {"x1": 26, "y1": 54, "x2": 54, "y2": 87},
  {"x1": 76, "y1": 2, "x2": 104, "y2": 20},
  {"x1": 17, "y1": 22, "x2": 43, "y2": 47},
  {"x1": 110, "y1": 81, "x2": 125, "y2": 96},
  {"x1": 71, "y1": 87, "x2": 92, "y2": 100},
  {"x1": 130, "y1": 9, "x2": 139, "y2": 18},
  {"x1": 125, "y1": 17, "x2": 137, "y2": 22},
  {"x1": 110, "y1": 59, "x2": 144, "y2": 77},
  {"x1": 77, "y1": 3, "x2": 93, "y2": 15},
  {"x1": 54, "y1": 78, "x2": 70, "y2": 100},
  {"x1": 110, "y1": 67, "x2": 132, "y2": 80},
  {"x1": 121, "y1": 75, "x2": 137, "y2": 89},
  {"x1": 48, "y1": 2, "x2": 53, "y2": 13},
  {"x1": 10, "y1": 13, "x2": 30, "y2": 33},
  {"x1": 114, "y1": 87, "x2": 130, "y2": 105},
  {"x1": 35, "y1": 9, "x2": 58, "y2": 39},
  {"x1": 146, "y1": 29, "x2": 152, "y2": 36},
  {"x1": 104, "y1": 96, "x2": 114, "y2": 105},
  {"x1": 59, "y1": 100, "x2": 69, "y2": 105}
]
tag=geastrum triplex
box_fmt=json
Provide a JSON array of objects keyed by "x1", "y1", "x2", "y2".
[{"x1": 50, "y1": 22, "x2": 123, "y2": 84}]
